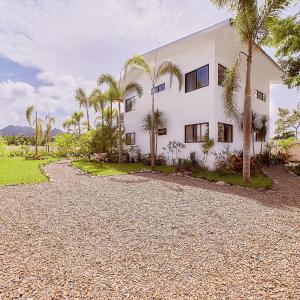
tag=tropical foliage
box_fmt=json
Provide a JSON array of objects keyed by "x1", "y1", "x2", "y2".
[{"x1": 265, "y1": 15, "x2": 300, "y2": 89}]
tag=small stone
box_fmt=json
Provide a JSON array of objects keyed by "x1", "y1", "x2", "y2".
[{"x1": 216, "y1": 181, "x2": 226, "y2": 185}]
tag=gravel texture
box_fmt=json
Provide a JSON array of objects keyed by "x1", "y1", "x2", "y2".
[{"x1": 0, "y1": 160, "x2": 299, "y2": 299}]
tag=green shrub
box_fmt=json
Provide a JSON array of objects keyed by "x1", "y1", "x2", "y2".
[
  {"x1": 54, "y1": 133, "x2": 78, "y2": 157},
  {"x1": 0, "y1": 138, "x2": 8, "y2": 158}
]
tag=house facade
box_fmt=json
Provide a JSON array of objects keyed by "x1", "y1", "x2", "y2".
[{"x1": 123, "y1": 19, "x2": 282, "y2": 168}]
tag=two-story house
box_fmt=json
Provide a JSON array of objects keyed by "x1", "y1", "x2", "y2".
[{"x1": 123, "y1": 19, "x2": 282, "y2": 168}]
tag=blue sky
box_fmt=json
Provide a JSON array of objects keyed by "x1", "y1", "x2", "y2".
[{"x1": 0, "y1": 0, "x2": 299, "y2": 133}]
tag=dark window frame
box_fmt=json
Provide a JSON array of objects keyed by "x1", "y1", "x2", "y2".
[
  {"x1": 185, "y1": 64, "x2": 209, "y2": 93},
  {"x1": 151, "y1": 83, "x2": 166, "y2": 95},
  {"x1": 125, "y1": 96, "x2": 135, "y2": 113},
  {"x1": 125, "y1": 132, "x2": 135, "y2": 145},
  {"x1": 218, "y1": 122, "x2": 233, "y2": 143},
  {"x1": 255, "y1": 90, "x2": 266, "y2": 102},
  {"x1": 185, "y1": 122, "x2": 209, "y2": 143},
  {"x1": 218, "y1": 64, "x2": 227, "y2": 86}
]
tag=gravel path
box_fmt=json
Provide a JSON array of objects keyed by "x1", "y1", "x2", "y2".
[{"x1": 0, "y1": 160, "x2": 299, "y2": 299}]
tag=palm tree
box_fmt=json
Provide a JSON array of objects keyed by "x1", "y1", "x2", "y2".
[
  {"x1": 98, "y1": 73, "x2": 143, "y2": 163},
  {"x1": 257, "y1": 114, "x2": 269, "y2": 154},
  {"x1": 212, "y1": 0, "x2": 291, "y2": 182},
  {"x1": 142, "y1": 109, "x2": 166, "y2": 156},
  {"x1": 124, "y1": 55, "x2": 183, "y2": 167},
  {"x1": 71, "y1": 111, "x2": 84, "y2": 137},
  {"x1": 75, "y1": 87, "x2": 92, "y2": 131},
  {"x1": 45, "y1": 114, "x2": 55, "y2": 152},
  {"x1": 90, "y1": 88, "x2": 109, "y2": 127},
  {"x1": 62, "y1": 119, "x2": 75, "y2": 133},
  {"x1": 26, "y1": 105, "x2": 43, "y2": 157}
]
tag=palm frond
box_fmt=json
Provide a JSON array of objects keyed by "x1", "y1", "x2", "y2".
[
  {"x1": 124, "y1": 82, "x2": 143, "y2": 98},
  {"x1": 98, "y1": 73, "x2": 119, "y2": 93},
  {"x1": 156, "y1": 61, "x2": 183, "y2": 91},
  {"x1": 223, "y1": 58, "x2": 241, "y2": 121},
  {"x1": 124, "y1": 55, "x2": 152, "y2": 78},
  {"x1": 142, "y1": 113, "x2": 152, "y2": 133},
  {"x1": 75, "y1": 87, "x2": 88, "y2": 107},
  {"x1": 25, "y1": 105, "x2": 34, "y2": 126}
]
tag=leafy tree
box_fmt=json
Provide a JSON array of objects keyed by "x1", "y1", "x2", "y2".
[
  {"x1": 124, "y1": 55, "x2": 183, "y2": 167},
  {"x1": 98, "y1": 73, "x2": 143, "y2": 163},
  {"x1": 75, "y1": 87, "x2": 92, "y2": 131},
  {"x1": 142, "y1": 109, "x2": 166, "y2": 156},
  {"x1": 275, "y1": 105, "x2": 300, "y2": 139},
  {"x1": 211, "y1": 0, "x2": 291, "y2": 183},
  {"x1": 90, "y1": 125, "x2": 118, "y2": 154},
  {"x1": 265, "y1": 15, "x2": 300, "y2": 89},
  {"x1": 25, "y1": 105, "x2": 43, "y2": 157},
  {"x1": 54, "y1": 133, "x2": 77, "y2": 157},
  {"x1": 71, "y1": 111, "x2": 84, "y2": 136}
]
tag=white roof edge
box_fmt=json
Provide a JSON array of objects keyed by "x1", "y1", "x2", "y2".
[
  {"x1": 141, "y1": 18, "x2": 283, "y2": 73},
  {"x1": 142, "y1": 18, "x2": 232, "y2": 57}
]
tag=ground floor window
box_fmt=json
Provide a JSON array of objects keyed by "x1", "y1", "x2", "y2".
[
  {"x1": 185, "y1": 123, "x2": 209, "y2": 143},
  {"x1": 218, "y1": 123, "x2": 233, "y2": 143},
  {"x1": 125, "y1": 133, "x2": 135, "y2": 145}
]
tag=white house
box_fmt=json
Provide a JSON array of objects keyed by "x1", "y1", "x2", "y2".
[{"x1": 123, "y1": 19, "x2": 282, "y2": 168}]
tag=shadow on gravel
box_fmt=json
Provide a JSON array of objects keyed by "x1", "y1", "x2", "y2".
[{"x1": 137, "y1": 165, "x2": 300, "y2": 211}]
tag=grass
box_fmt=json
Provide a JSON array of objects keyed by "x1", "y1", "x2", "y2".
[
  {"x1": 192, "y1": 170, "x2": 273, "y2": 189},
  {"x1": 0, "y1": 157, "x2": 56, "y2": 186},
  {"x1": 72, "y1": 160, "x2": 175, "y2": 176}
]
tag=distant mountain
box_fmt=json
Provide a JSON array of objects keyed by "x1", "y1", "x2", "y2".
[{"x1": 0, "y1": 125, "x2": 63, "y2": 137}]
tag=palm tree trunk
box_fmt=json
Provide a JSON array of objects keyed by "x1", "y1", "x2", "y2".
[
  {"x1": 86, "y1": 105, "x2": 90, "y2": 131},
  {"x1": 110, "y1": 100, "x2": 113, "y2": 127},
  {"x1": 243, "y1": 43, "x2": 253, "y2": 183},
  {"x1": 150, "y1": 92, "x2": 155, "y2": 167},
  {"x1": 35, "y1": 110, "x2": 38, "y2": 157},
  {"x1": 101, "y1": 111, "x2": 104, "y2": 127},
  {"x1": 78, "y1": 122, "x2": 81, "y2": 136},
  {"x1": 118, "y1": 101, "x2": 122, "y2": 163}
]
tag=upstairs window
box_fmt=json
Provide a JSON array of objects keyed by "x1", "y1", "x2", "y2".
[
  {"x1": 218, "y1": 64, "x2": 227, "y2": 86},
  {"x1": 255, "y1": 90, "x2": 266, "y2": 101},
  {"x1": 151, "y1": 83, "x2": 165, "y2": 95},
  {"x1": 125, "y1": 96, "x2": 135, "y2": 113},
  {"x1": 185, "y1": 64, "x2": 209, "y2": 93},
  {"x1": 185, "y1": 123, "x2": 209, "y2": 143},
  {"x1": 218, "y1": 123, "x2": 233, "y2": 143},
  {"x1": 157, "y1": 128, "x2": 167, "y2": 136},
  {"x1": 125, "y1": 133, "x2": 135, "y2": 145}
]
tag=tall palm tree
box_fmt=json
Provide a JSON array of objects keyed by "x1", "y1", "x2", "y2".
[
  {"x1": 124, "y1": 55, "x2": 183, "y2": 167},
  {"x1": 45, "y1": 114, "x2": 55, "y2": 153},
  {"x1": 75, "y1": 87, "x2": 92, "y2": 131},
  {"x1": 26, "y1": 105, "x2": 43, "y2": 157},
  {"x1": 98, "y1": 73, "x2": 143, "y2": 163},
  {"x1": 71, "y1": 111, "x2": 84, "y2": 137},
  {"x1": 212, "y1": 0, "x2": 291, "y2": 182},
  {"x1": 90, "y1": 88, "x2": 109, "y2": 127},
  {"x1": 142, "y1": 109, "x2": 166, "y2": 156}
]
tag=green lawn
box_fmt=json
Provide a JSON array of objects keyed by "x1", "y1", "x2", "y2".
[
  {"x1": 0, "y1": 157, "x2": 56, "y2": 186},
  {"x1": 193, "y1": 170, "x2": 273, "y2": 189},
  {"x1": 72, "y1": 160, "x2": 175, "y2": 176}
]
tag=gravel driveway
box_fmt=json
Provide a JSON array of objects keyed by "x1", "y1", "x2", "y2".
[{"x1": 0, "y1": 160, "x2": 299, "y2": 299}]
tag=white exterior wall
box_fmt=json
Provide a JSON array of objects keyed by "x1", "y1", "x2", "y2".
[{"x1": 124, "y1": 20, "x2": 282, "y2": 169}]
